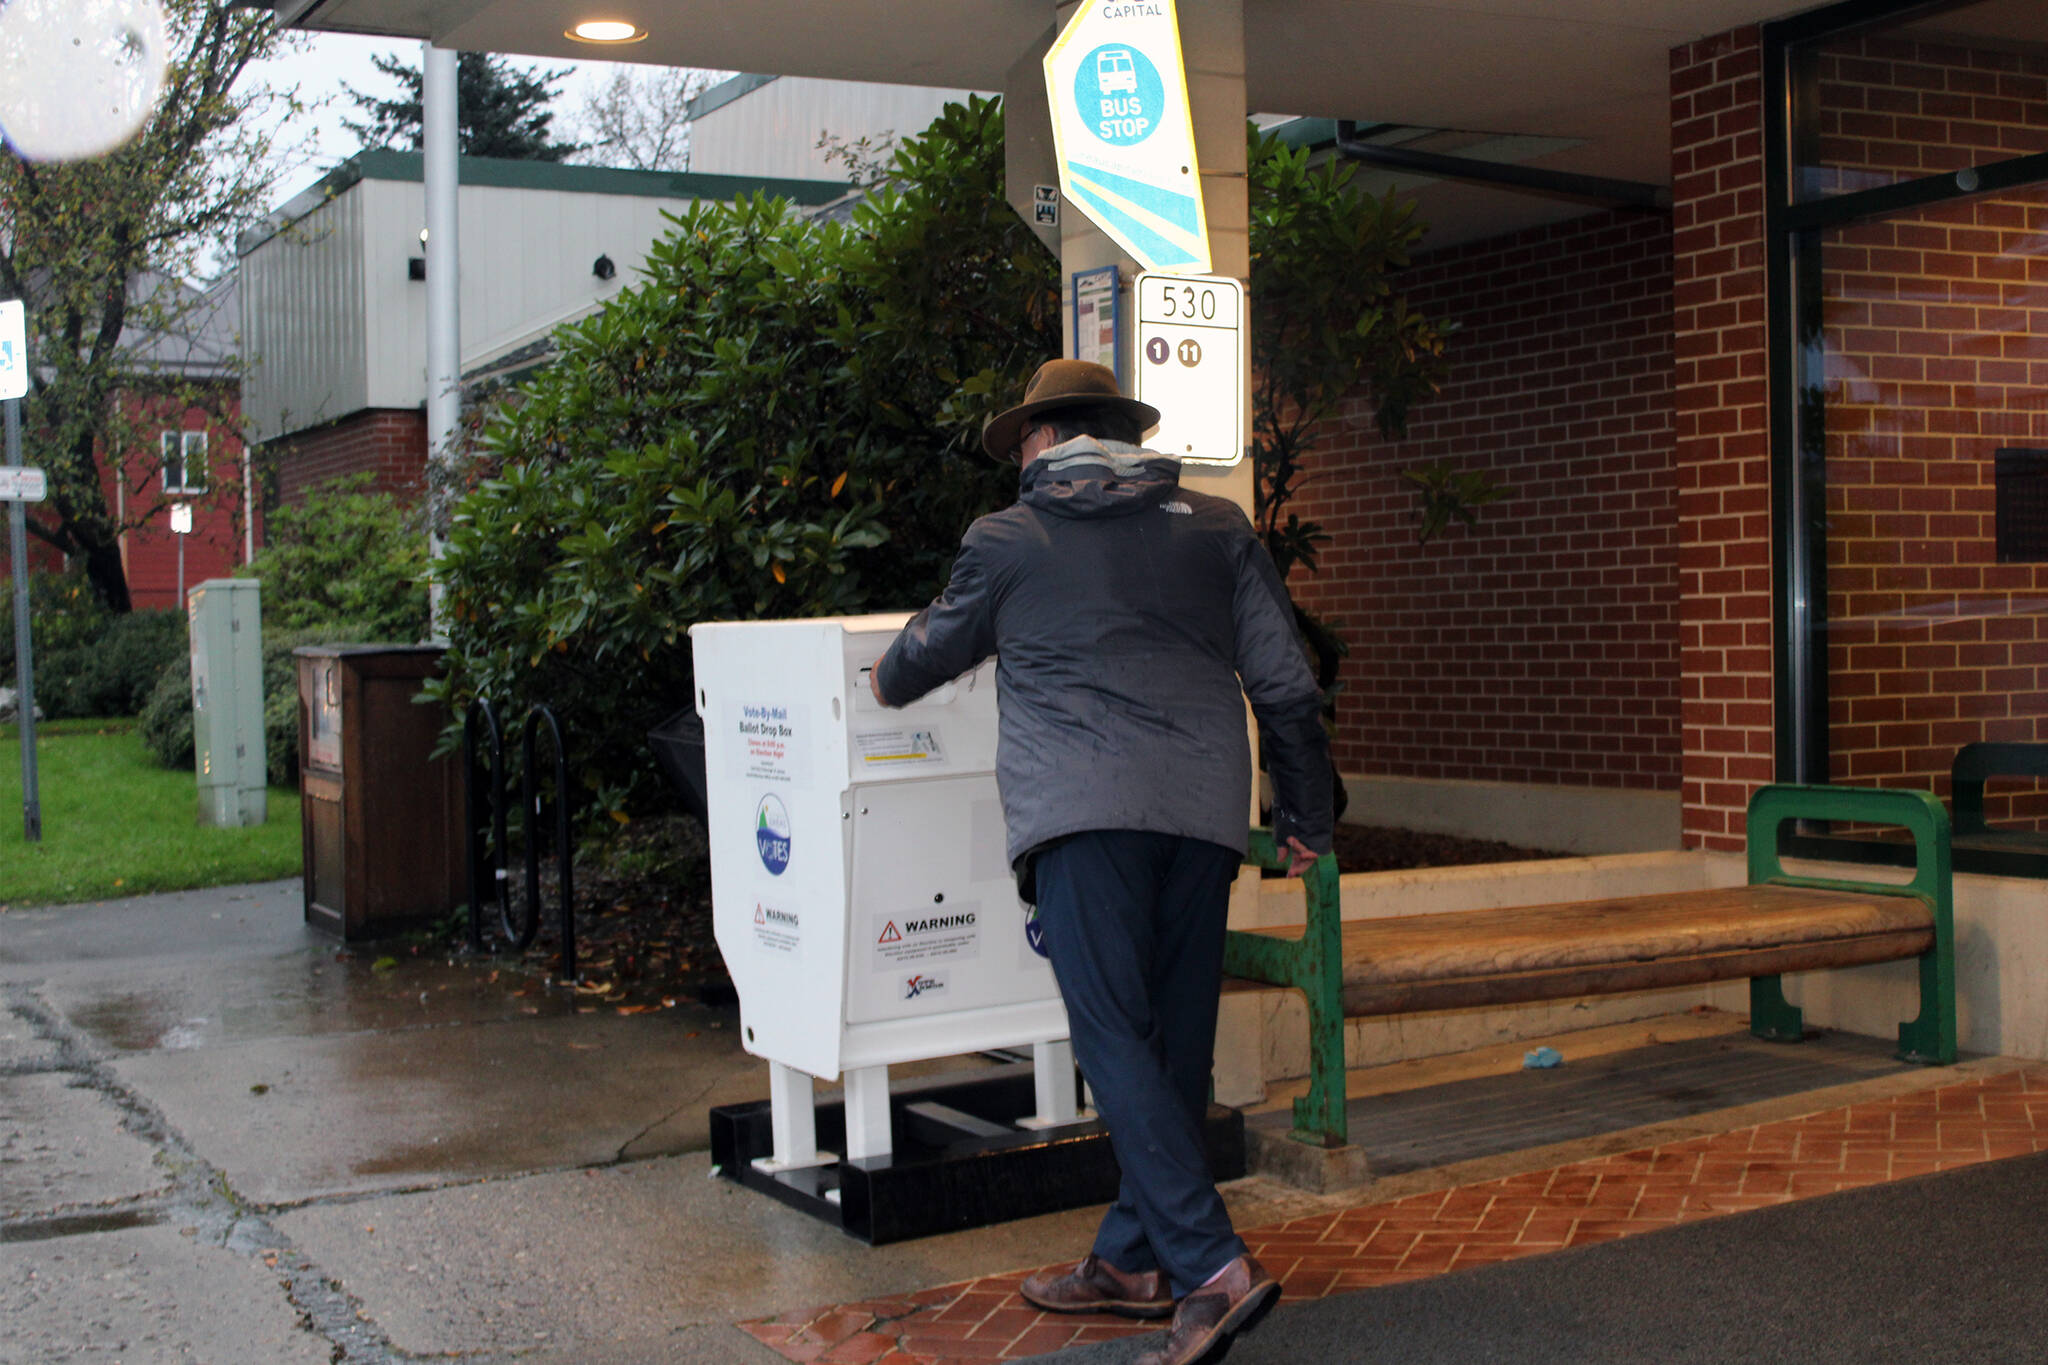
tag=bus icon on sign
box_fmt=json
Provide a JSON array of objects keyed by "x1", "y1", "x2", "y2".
[{"x1": 1097, "y1": 49, "x2": 1136, "y2": 94}]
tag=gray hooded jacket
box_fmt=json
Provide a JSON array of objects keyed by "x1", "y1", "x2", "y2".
[{"x1": 873, "y1": 439, "x2": 1334, "y2": 870}]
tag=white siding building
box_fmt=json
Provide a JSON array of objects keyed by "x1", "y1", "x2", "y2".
[
  {"x1": 236, "y1": 151, "x2": 844, "y2": 501},
  {"x1": 686, "y1": 74, "x2": 983, "y2": 182}
]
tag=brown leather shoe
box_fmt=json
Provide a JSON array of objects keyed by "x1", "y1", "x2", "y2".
[
  {"x1": 1133, "y1": 1254, "x2": 1280, "y2": 1365},
  {"x1": 1019, "y1": 1254, "x2": 1174, "y2": 1319}
]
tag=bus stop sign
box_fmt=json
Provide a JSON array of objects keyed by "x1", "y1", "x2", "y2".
[
  {"x1": 1043, "y1": 0, "x2": 1209, "y2": 274},
  {"x1": 1, "y1": 299, "x2": 25, "y2": 401}
]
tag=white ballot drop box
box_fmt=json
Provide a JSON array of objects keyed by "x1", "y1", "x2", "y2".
[{"x1": 689, "y1": 613, "x2": 1079, "y2": 1173}]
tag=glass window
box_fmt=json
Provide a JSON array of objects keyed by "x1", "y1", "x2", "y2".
[
  {"x1": 1810, "y1": 184, "x2": 2048, "y2": 842},
  {"x1": 1796, "y1": 0, "x2": 2048, "y2": 202},
  {"x1": 162, "y1": 429, "x2": 206, "y2": 493}
]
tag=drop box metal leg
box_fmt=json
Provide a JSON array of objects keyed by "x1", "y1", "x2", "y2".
[
  {"x1": 842, "y1": 1064, "x2": 893, "y2": 1160},
  {"x1": 755, "y1": 1060, "x2": 835, "y2": 1174},
  {"x1": 1017, "y1": 1038, "x2": 1087, "y2": 1130}
]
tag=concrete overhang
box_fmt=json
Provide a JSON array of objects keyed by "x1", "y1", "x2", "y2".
[
  {"x1": 264, "y1": 2, "x2": 1803, "y2": 158},
  {"x1": 257, "y1": 1, "x2": 1811, "y2": 246}
]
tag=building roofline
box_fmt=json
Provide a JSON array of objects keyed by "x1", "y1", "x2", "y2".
[
  {"x1": 237, "y1": 148, "x2": 847, "y2": 256},
  {"x1": 685, "y1": 72, "x2": 780, "y2": 122}
]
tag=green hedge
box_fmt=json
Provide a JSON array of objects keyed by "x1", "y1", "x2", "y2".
[
  {"x1": 428, "y1": 95, "x2": 1055, "y2": 825},
  {"x1": 138, "y1": 621, "x2": 375, "y2": 787},
  {"x1": 2, "y1": 572, "x2": 185, "y2": 720}
]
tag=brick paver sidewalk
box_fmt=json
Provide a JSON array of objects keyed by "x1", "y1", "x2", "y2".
[{"x1": 740, "y1": 1067, "x2": 2048, "y2": 1364}]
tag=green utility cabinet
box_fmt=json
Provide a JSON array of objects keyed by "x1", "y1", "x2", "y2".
[{"x1": 188, "y1": 578, "x2": 266, "y2": 827}]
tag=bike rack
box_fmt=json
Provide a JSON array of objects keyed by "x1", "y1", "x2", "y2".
[{"x1": 464, "y1": 698, "x2": 577, "y2": 981}]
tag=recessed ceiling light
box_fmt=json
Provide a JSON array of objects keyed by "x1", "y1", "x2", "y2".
[{"x1": 567, "y1": 19, "x2": 645, "y2": 43}]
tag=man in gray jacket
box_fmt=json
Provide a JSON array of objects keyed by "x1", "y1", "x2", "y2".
[{"x1": 872, "y1": 359, "x2": 1333, "y2": 1365}]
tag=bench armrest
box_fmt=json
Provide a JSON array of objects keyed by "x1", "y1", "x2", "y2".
[
  {"x1": 1233, "y1": 829, "x2": 1347, "y2": 1145},
  {"x1": 1949, "y1": 741, "x2": 2048, "y2": 835},
  {"x1": 1243, "y1": 827, "x2": 1343, "y2": 921},
  {"x1": 1746, "y1": 783, "x2": 1951, "y2": 908},
  {"x1": 1745, "y1": 783, "x2": 1955, "y2": 1066}
]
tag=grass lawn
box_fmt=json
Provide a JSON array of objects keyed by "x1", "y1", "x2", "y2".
[{"x1": 0, "y1": 719, "x2": 302, "y2": 908}]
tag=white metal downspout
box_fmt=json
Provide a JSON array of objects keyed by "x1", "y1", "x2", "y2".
[{"x1": 241, "y1": 440, "x2": 254, "y2": 565}]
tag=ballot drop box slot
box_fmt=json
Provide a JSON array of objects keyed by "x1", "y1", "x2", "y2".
[{"x1": 690, "y1": 614, "x2": 1083, "y2": 1178}]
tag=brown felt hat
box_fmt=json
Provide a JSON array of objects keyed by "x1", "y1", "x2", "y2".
[{"x1": 980, "y1": 359, "x2": 1160, "y2": 462}]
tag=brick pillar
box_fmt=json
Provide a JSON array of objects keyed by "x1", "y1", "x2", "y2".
[{"x1": 1671, "y1": 26, "x2": 1772, "y2": 852}]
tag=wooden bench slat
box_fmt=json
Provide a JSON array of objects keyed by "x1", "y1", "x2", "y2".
[
  {"x1": 1336, "y1": 929, "x2": 1934, "y2": 1016},
  {"x1": 1230, "y1": 885, "x2": 1933, "y2": 991}
]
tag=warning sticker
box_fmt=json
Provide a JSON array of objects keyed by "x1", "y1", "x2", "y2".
[
  {"x1": 751, "y1": 902, "x2": 802, "y2": 958},
  {"x1": 870, "y1": 904, "x2": 981, "y2": 973},
  {"x1": 854, "y1": 726, "x2": 945, "y2": 767}
]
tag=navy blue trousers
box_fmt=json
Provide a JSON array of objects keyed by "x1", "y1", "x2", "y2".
[{"x1": 1032, "y1": 830, "x2": 1246, "y2": 1297}]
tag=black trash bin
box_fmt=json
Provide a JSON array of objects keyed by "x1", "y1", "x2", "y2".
[{"x1": 647, "y1": 707, "x2": 708, "y2": 823}]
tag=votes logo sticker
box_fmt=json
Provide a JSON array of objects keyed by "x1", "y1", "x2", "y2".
[
  {"x1": 904, "y1": 972, "x2": 949, "y2": 1002},
  {"x1": 754, "y1": 794, "x2": 792, "y2": 876}
]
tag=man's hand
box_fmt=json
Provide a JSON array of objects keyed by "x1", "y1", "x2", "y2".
[
  {"x1": 868, "y1": 661, "x2": 890, "y2": 708},
  {"x1": 1284, "y1": 836, "x2": 1321, "y2": 878}
]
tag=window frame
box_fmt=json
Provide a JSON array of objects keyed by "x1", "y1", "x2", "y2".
[
  {"x1": 161, "y1": 428, "x2": 208, "y2": 495},
  {"x1": 1762, "y1": 0, "x2": 2048, "y2": 872}
]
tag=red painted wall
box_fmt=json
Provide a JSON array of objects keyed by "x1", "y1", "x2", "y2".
[
  {"x1": 0, "y1": 386, "x2": 254, "y2": 612},
  {"x1": 114, "y1": 389, "x2": 255, "y2": 611}
]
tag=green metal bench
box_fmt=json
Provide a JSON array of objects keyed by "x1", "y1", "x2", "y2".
[{"x1": 1225, "y1": 783, "x2": 1956, "y2": 1151}]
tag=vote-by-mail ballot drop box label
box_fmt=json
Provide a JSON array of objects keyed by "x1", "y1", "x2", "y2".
[{"x1": 690, "y1": 615, "x2": 1067, "y2": 1083}]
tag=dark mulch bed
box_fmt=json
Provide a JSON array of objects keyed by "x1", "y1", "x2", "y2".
[
  {"x1": 464, "y1": 818, "x2": 1571, "y2": 1007},
  {"x1": 1330, "y1": 822, "x2": 1571, "y2": 874}
]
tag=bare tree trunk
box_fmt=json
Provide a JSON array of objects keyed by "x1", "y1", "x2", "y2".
[{"x1": 81, "y1": 537, "x2": 132, "y2": 614}]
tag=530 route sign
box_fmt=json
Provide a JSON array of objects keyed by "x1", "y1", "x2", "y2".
[{"x1": 1133, "y1": 272, "x2": 1244, "y2": 466}]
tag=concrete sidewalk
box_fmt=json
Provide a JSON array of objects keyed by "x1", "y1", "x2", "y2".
[
  {"x1": 8, "y1": 880, "x2": 2040, "y2": 1364},
  {"x1": 1, "y1": 880, "x2": 1316, "y2": 1363}
]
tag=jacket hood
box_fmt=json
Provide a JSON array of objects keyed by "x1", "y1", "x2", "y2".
[{"x1": 1018, "y1": 438, "x2": 1182, "y2": 519}]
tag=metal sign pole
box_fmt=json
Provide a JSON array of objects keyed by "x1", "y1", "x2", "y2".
[{"x1": 5, "y1": 397, "x2": 41, "y2": 841}]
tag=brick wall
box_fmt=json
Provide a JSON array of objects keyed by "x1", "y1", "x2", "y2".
[
  {"x1": 1285, "y1": 206, "x2": 1680, "y2": 792},
  {"x1": 1671, "y1": 25, "x2": 1770, "y2": 853},
  {"x1": 269, "y1": 409, "x2": 429, "y2": 507}
]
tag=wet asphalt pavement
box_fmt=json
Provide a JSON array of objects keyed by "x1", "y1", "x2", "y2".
[{"x1": 0, "y1": 879, "x2": 1163, "y2": 1363}]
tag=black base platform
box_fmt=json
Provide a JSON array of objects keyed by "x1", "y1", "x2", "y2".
[{"x1": 709, "y1": 1064, "x2": 1246, "y2": 1244}]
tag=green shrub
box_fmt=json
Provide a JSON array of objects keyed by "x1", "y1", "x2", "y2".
[
  {"x1": 32, "y1": 608, "x2": 185, "y2": 720},
  {"x1": 138, "y1": 620, "x2": 374, "y2": 785},
  {"x1": 135, "y1": 474, "x2": 428, "y2": 774},
  {"x1": 429, "y1": 95, "x2": 1056, "y2": 824},
  {"x1": 2, "y1": 566, "x2": 115, "y2": 702},
  {"x1": 11, "y1": 475, "x2": 424, "y2": 728},
  {"x1": 245, "y1": 475, "x2": 430, "y2": 642},
  {"x1": 136, "y1": 661, "x2": 194, "y2": 769}
]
